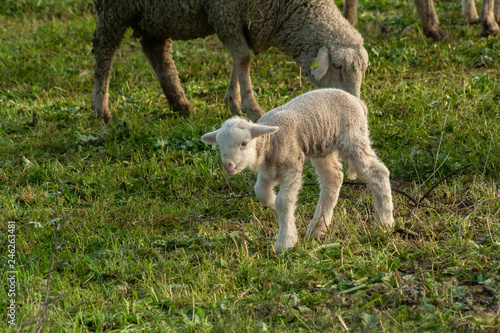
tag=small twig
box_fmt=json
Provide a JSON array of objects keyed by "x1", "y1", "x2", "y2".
[
  {"x1": 417, "y1": 164, "x2": 472, "y2": 208},
  {"x1": 303, "y1": 181, "x2": 366, "y2": 187},
  {"x1": 384, "y1": 132, "x2": 400, "y2": 142},
  {"x1": 337, "y1": 312, "x2": 350, "y2": 332},
  {"x1": 35, "y1": 221, "x2": 64, "y2": 333},
  {"x1": 433, "y1": 100, "x2": 451, "y2": 182},
  {"x1": 482, "y1": 133, "x2": 493, "y2": 179},
  {"x1": 195, "y1": 192, "x2": 254, "y2": 200},
  {"x1": 391, "y1": 187, "x2": 419, "y2": 207},
  {"x1": 304, "y1": 181, "x2": 419, "y2": 207},
  {"x1": 376, "y1": 310, "x2": 387, "y2": 333},
  {"x1": 182, "y1": 217, "x2": 247, "y2": 228},
  {"x1": 394, "y1": 228, "x2": 419, "y2": 238},
  {"x1": 19, "y1": 294, "x2": 74, "y2": 333}
]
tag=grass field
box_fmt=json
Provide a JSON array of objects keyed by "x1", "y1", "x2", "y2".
[{"x1": 0, "y1": 0, "x2": 499, "y2": 331}]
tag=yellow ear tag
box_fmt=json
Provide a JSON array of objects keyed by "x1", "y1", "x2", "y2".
[{"x1": 310, "y1": 58, "x2": 319, "y2": 69}]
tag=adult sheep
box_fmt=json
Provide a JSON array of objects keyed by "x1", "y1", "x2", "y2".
[
  {"x1": 92, "y1": 0, "x2": 369, "y2": 123},
  {"x1": 342, "y1": 0, "x2": 500, "y2": 40}
]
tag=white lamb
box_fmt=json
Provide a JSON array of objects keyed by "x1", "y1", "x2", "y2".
[{"x1": 201, "y1": 89, "x2": 394, "y2": 252}]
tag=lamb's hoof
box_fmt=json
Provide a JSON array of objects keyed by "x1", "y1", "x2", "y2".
[
  {"x1": 375, "y1": 217, "x2": 394, "y2": 231},
  {"x1": 274, "y1": 241, "x2": 296, "y2": 253},
  {"x1": 306, "y1": 228, "x2": 325, "y2": 240},
  {"x1": 306, "y1": 218, "x2": 328, "y2": 240},
  {"x1": 306, "y1": 225, "x2": 326, "y2": 240},
  {"x1": 424, "y1": 26, "x2": 448, "y2": 41}
]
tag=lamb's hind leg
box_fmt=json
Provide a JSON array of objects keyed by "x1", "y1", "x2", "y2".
[
  {"x1": 306, "y1": 153, "x2": 343, "y2": 240},
  {"x1": 341, "y1": 144, "x2": 394, "y2": 228},
  {"x1": 92, "y1": 16, "x2": 127, "y2": 123},
  {"x1": 141, "y1": 37, "x2": 194, "y2": 115}
]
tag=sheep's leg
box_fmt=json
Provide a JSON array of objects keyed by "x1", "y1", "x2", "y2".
[
  {"x1": 413, "y1": 0, "x2": 448, "y2": 41},
  {"x1": 274, "y1": 171, "x2": 302, "y2": 252},
  {"x1": 340, "y1": 145, "x2": 394, "y2": 228},
  {"x1": 306, "y1": 153, "x2": 343, "y2": 240},
  {"x1": 224, "y1": 42, "x2": 264, "y2": 121},
  {"x1": 462, "y1": 0, "x2": 479, "y2": 23},
  {"x1": 495, "y1": 0, "x2": 500, "y2": 23},
  {"x1": 140, "y1": 37, "x2": 194, "y2": 115},
  {"x1": 254, "y1": 172, "x2": 278, "y2": 219},
  {"x1": 343, "y1": 0, "x2": 358, "y2": 27},
  {"x1": 91, "y1": 17, "x2": 127, "y2": 123},
  {"x1": 223, "y1": 65, "x2": 243, "y2": 116},
  {"x1": 480, "y1": 0, "x2": 500, "y2": 36}
]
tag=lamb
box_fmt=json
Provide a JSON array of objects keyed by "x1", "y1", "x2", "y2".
[
  {"x1": 342, "y1": 0, "x2": 500, "y2": 40},
  {"x1": 92, "y1": 0, "x2": 368, "y2": 123},
  {"x1": 201, "y1": 89, "x2": 394, "y2": 252}
]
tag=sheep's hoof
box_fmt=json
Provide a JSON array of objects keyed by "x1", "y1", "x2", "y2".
[
  {"x1": 424, "y1": 26, "x2": 448, "y2": 41},
  {"x1": 224, "y1": 96, "x2": 243, "y2": 116},
  {"x1": 171, "y1": 101, "x2": 194, "y2": 116},
  {"x1": 481, "y1": 20, "x2": 500, "y2": 36},
  {"x1": 94, "y1": 108, "x2": 112, "y2": 124},
  {"x1": 245, "y1": 106, "x2": 265, "y2": 122}
]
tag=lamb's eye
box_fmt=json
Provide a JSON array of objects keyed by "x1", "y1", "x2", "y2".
[
  {"x1": 240, "y1": 141, "x2": 248, "y2": 148},
  {"x1": 333, "y1": 63, "x2": 342, "y2": 70}
]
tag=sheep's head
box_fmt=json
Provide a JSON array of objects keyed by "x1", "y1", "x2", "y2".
[
  {"x1": 308, "y1": 44, "x2": 368, "y2": 98},
  {"x1": 201, "y1": 117, "x2": 279, "y2": 175}
]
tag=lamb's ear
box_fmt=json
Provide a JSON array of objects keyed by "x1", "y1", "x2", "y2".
[
  {"x1": 311, "y1": 46, "x2": 330, "y2": 81},
  {"x1": 201, "y1": 130, "x2": 218, "y2": 145},
  {"x1": 250, "y1": 124, "x2": 279, "y2": 138}
]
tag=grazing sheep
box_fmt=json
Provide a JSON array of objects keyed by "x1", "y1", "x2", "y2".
[
  {"x1": 342, "y1": 0, "x2": 500, "y2": 40},
  {"x1": 201, "y1": 89, "x2": 394, "y2": 252},
  {"x1": 92, "y1": 0, "x2": 368, "y2": 123}
]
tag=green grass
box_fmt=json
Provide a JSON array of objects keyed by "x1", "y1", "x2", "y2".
[{"x1": 1, "y1": 0, "x2": 499, "y2": 331}]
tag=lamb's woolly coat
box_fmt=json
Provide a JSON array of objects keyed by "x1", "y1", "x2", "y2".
[
  {"x1": 202, "y1": 89, "x2": 394, "y2": 252},
  {"x1": 92, "y1": 0, "x2": 368, "y2": 123}
]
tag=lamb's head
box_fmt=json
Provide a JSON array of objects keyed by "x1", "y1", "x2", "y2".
[
  {"x1": 308, "y1": 44, "x2": 369, "y2": 98},
  {"x1": 201, "y1": 117, "x2": 279, "y2": 175}
]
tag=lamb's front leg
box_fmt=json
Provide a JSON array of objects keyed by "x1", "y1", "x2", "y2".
[
  {"x1": 274, "y1": 172, "x2": 302, "y2": 252},
  {"x1": 306, "y1": 153, "x2": 343, "y2": 239},
  {"x1": 343, "y1": 150, "x2": 394, "y2": 228},
  {"x1": 254, "y1": 172, "x2": 278, "y2": 219}
]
